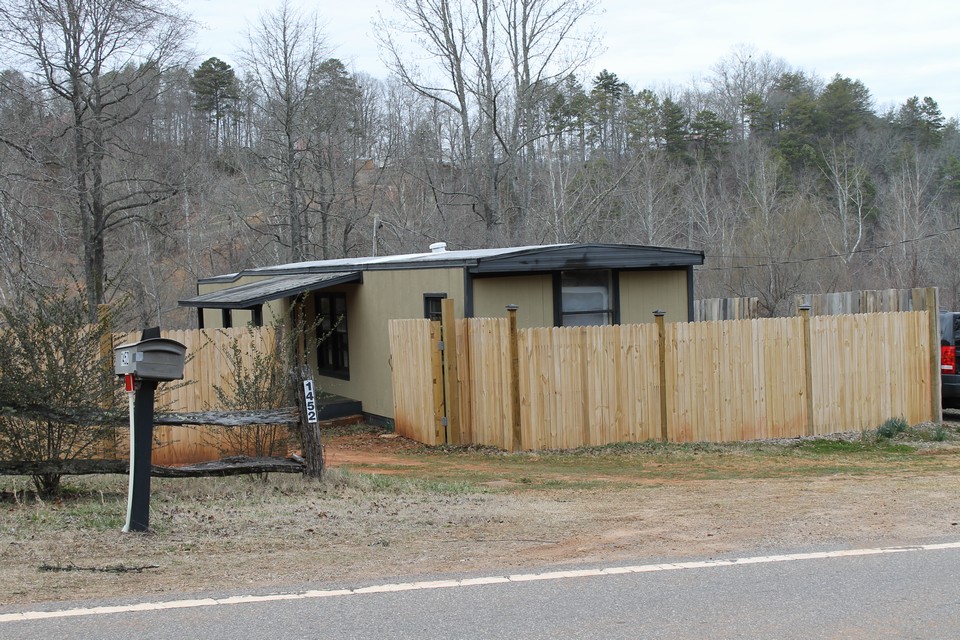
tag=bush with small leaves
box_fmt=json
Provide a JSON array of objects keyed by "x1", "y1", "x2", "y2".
[{"x1": 0, "y1": 288, "x2": 125, "y2": 496}]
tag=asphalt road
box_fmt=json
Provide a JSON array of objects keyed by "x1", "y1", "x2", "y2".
[{"x1": 3, "y1": 542, "x2": 960, "y2": 639}]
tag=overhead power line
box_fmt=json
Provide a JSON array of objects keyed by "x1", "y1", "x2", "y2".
[{"x1": 699, "y1": 225, "x2": 960, "y2": 271}]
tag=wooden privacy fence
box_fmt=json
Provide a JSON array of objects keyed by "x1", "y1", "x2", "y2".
[
  {"x1": 389, "y1": 307, "x2": 936, "y2": 450},
  {"x1": 693, "y1": 297, "x2": 760, "y2": 321},
  {"x1": 795, "y1": 287, "x2": 937, "y2": 316},
  {"x1": 112, "y1": 326, "x2": 281, "y2": 464}
]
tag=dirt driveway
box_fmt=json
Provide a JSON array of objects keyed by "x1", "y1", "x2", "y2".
[
  {"x1": 2, "y1": 429, "x2": 960, "y2": 607},
  {"x1": 321, "y1": 431, "x2": 960, "y2": 560}
]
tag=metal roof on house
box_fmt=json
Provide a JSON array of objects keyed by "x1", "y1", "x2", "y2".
[
  {"x1": 179, "y1": 271, "x2": 362, "y2": 309},
  {"x1": 180, "y1": 243, "x2": 704, "y2": 309},
  {"x1": 197, "y1": 243, "x2": 703, "y2": 282}
]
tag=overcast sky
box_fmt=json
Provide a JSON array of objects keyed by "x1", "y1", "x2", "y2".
[{"x1": 190, "y1": 0, "x2": 960, "y2": 118}]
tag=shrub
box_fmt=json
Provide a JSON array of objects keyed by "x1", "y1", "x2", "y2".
[
  {"x1": 208, "y1": 325, "x2": 290, "y2": 458},
  {"x1": 876, "y1": 417, "x2": 909, "y2": 439},
  {"x1": 0, "y1": 288, "x2": 125, "y2": 496},
  {"x1": 205, "y1": 309, "x2": 327, "y2": 479}
]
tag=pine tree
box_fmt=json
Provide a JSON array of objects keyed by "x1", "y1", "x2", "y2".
[{"x1": 190, "y1": 57, "x2": 240, "y2": 151}]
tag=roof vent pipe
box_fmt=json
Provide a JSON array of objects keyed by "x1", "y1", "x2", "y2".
[{"x1": 429, "y1": 241, "x2": 447, "y2": 253}]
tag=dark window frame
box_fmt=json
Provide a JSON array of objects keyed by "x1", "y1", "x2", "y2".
[
  {"x1": 423, "y1": 292, "x2": 447, "y2": 321},
  {"x1": 315, "y1": 293, "x2": 349, "y2": 380},
  {"x1": 249, "y1": 305, "x2": 264, "y2": 327},
  {"x1": 553, "y1": 269, "x2": 619, "y2": 327}
]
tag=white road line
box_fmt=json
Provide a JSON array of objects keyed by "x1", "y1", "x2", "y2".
[{"x1": 4, "y1": 541, "x2": 959, "y2": 623}]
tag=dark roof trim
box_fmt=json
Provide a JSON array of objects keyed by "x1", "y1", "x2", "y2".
[
  {"x1": 467, "y1": 244, "x2": 703, "y2": 274},
  {"x1": 179, "y1": 271, "x2": 361, "y2": 309}
]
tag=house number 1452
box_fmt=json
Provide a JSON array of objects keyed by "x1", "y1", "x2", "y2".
[{"x1": 303, "y1": 379, "x2": 318, "y2": 424}]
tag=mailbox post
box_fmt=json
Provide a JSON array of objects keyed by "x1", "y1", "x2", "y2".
[{"x1": 114, "y1": 328, "x2": 186, "y2": 533}]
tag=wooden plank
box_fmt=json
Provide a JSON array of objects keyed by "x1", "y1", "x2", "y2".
[
  {"x1": 154, "y1": 409, "x2": 298, "y2": 426},
  {"x1": 429, "y1": 321, "x2": 444, "y2": 445},
  {"x1": 463, "y1": 318, "x2": 511, "y2": 449},
  {"x1": 389, "y1": 319, "x2": 435, "y2": 445},
  {"x1": 579, "y1": 328, "x2": 592, "y2": 447},
  {"x1": 656, "y1": 312, "x2": 669, "y2": 441},
  {"x1": 801, "y1": 307, "x2": 815, "y2": 436},
  {"x1": 441, "y1": 299, "x2": 461, "y2": 445},
  {"x1": 727, "y1": 320, "x2": 741, "y2": 440},
  {"x1": 927, "y1": 289, "x2": 942, "y2": 422},
  {"x1": 911, "y1": 287, "x2": 925, "y2": 312},
  {"x1": 752, "y1": 319, "x2": 768, "y2": 439},
  {"x1": 507, "y1": 306, "x2": 522, "y2": 451},
  {"x1": 672, "y1": 321, "x2": 687, "y2": 441},
  {"x1": 457, "y1": 319, "x2": 474, "y2": 445},
  {"x1": 708, "y1": 321, "x2": 723, "y2": 440},
  {"x1": 522, "y1": 328, "x2": 540, "y2": 449}
]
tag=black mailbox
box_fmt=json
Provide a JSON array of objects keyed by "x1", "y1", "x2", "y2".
[{"x1": 114, "y1": 338, "x2": 187, "y2": 381}]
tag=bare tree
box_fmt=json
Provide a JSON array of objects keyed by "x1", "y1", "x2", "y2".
[
  {"x1": 877, "y1": 148, "x2": 944, "y2": 288},
  {"x1": 0, "y1": 0, "x2": 194, "y2": 320},
  {"x1": 239, "y1": 0, "x2": 328, "y2": 262},
  {"x1": 707, "y1": 45, "x2": 788, "y2": 142},
  {"x1": 377, "y1": 0, "x2": 492, "y2": 239},
  {"x1": 730, "y1": 139, "x2": 815, "y2": 315},
  {"x1": 814, "y1": 137, "x2": 871, "y2": 263},
  {"x1": 376, "y1": 0, "x2": 597, "y2": 244},
  {"x1": 0, "y1": 70, "x2": 55, "y2": 303},
  {"x1": 620, "y1": 148, "x2": 684, "y2": 245},
  {"x1": 300, "y1": 62, "x2": 387, "y2": 259}
]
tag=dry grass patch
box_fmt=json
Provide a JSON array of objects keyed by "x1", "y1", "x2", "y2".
[
  {"x1": 3, "y1": 425, "x2": 960, "y2": 608},
  {"x1": 1, "y1": 471, "x2": 514, "y2": 606}
]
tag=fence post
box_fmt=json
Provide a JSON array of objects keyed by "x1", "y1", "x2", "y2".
[
  {"x1": 927, "y1": 287, "x2": 942, "y2": 422},
  {"x1": 441, "y1": 298, "x2": 461, "y2": 445},
  {"x1": 799, "y1": 305, "x2": 815, "y2": 436},
  {"x1": 429, "y1": 320, "x2": 446, "y2": 444},
  {"x1": 506, "y1": 305, "x2": 522, "y2": 452},
  {"x1": 654, "y1": 310, "x2": 669, "y2": 442}
]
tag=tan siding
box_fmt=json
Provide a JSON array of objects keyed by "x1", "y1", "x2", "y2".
[
  {"x1": 618, "y1": 270, "x2": 689, "y2": 324},
  {"x1": 314, "y1": 268, "x2": 465, "y2": 419},
  {"x1": 472, "y1": 275, "x2": 553, "y2": 327}
]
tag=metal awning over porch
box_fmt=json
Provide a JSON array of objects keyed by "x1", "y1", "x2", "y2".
[{"x1": 179, "y1": 271, "x2": 362, "y2": 309}]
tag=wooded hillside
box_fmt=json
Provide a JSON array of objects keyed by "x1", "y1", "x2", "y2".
[{"x1": 1, "y1": 0, "x2": 957, "y2": 327}]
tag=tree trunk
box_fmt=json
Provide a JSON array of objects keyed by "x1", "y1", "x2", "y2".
[{"x1": 291, "y1": 365, "x2": 324, "y2": 478}]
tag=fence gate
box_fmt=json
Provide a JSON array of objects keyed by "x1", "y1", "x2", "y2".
[
  {"x1": 388, "y1": 298, "x2": 465, "y2": 446},
  {"x1": 389, "y1": 318, "x2": 437, "y2": 445}
]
